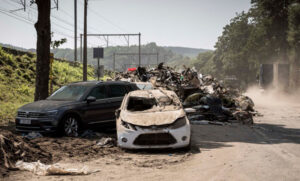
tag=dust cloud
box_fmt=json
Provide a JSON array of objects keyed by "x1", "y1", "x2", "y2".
[{"x1": 245, "y1": 86, "x2": 300, "y2": 107}]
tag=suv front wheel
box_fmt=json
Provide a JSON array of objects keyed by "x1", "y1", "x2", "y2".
[{"x1": 63, "y1": 115, "x2": 80, "y2": 137}]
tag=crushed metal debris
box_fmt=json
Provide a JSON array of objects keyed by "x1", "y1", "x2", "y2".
[{"x1": 115, "y1": 63, "x2": 256, "y2": 124}]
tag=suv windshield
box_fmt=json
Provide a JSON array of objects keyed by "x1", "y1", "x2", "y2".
[{"x1": 48, "y1": 85, "x2": 90, "y2": 101}]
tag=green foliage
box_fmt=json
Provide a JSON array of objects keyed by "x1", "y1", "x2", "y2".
[
  {"x1": 187, "y1": 0, "x2": 300, "y2": 89},
  {"x1": 51, "y1": 38, "x2": 67, "y2": 49},
  {"x1": 288, "y1": 3, "x2": 300, "y2": 50},
  {"x1": 0, "y1": 47, "x2": 95, "y2": 124}
]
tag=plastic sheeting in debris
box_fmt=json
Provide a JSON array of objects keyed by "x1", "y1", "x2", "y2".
[
  {"x1": 15, "y1": 160, "x2": 100, "y2": 176},
  {"x1": 22, "y1": 132, "x2": 43, "y2": 140}
]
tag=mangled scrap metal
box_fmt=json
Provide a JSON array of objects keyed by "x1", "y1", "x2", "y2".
[{"x1": 115, "y1": 63, "x2": 255, "y2": 124}]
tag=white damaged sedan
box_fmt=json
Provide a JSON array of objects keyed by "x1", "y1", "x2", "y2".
[{"x1": 116, "y1": 89, "x2": 191, "y2": 149}]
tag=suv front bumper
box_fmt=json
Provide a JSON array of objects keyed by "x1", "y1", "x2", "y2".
[{"x1": 15, "y1": 117, "x2": 59, "y2": 133}]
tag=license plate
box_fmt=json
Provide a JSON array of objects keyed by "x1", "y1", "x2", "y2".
[{"x1": 19, "y1": 119, "x2": 31, "y2": 125}]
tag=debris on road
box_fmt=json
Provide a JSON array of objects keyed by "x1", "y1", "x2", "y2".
[
  {"x1": 22, "y1": 132, "x2": 43, "y2": 140},
  {"x1": 30, "y1": 135, "x2": 120, "y2": 162},
  {"x1": 96, "y1": 137, "x2": 116, "y2": 147},
  {"x1": 80, "y1": 130, "x2": 104, "y2": 139},
  {"x1": 115, "y1": 63, "x2": 256, "y2": 124},
  {"x1": 0, "y1": 130, "x2": 52, "y2": 177},
  {"x1": 15, "y1": 160, "x2": 100, "y2": 176}
]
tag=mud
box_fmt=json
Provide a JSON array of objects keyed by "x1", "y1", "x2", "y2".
[
  {"x1": 30, "y1": 135, "x2": 121, "y2": 163},
  {"x1": 0, "y1": 130, "x2": 52, "y2": 178},
  {"x1": 1, "y1": 130, "x2": 193, "y2": 179}
]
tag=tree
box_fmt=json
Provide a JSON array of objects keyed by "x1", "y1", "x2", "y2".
[
  {"x1": 251, "y1": 0, "x2": 291, "y2": 61},
  {"x1": 32, "y1": 0, "x2": 51, "y2": 101},
  {"x1": 213, "y1": 12, "x2": 257, "y2": 85},
  {"x1": 288, "y1": 2, "x2": 300, "y2": 88}
]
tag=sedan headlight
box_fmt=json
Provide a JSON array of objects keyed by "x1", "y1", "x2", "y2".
[
  {"x1": 47, "y1": 110, "x2": 58, "y2": 116},
  {"x1": 121, "y1": 120, "x2": 137, "y2": 131},
  {"x1": 170, "y1": 117, "x2": 187, "y2": 129}
]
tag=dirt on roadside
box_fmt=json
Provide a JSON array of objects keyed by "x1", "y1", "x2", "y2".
[
  {"x1": 1, "y1": 129, "x2": 194, "y2": 179},
  {"x1": 30, "y1": 135, "x2": 122, "y2": 163},
  {"x1": 0, "y1": 130, "x2": 52, "y2": 178}
]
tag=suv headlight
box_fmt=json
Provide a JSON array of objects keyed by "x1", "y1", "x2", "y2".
[
  {"x1": 121, "y1": 120, "x2": 137, "y2": 131},
  {"x1": 47, "y1": 110, "x2": 58, "y2": 116},
  {"x1": 170, "y1": 117, "x2": 187, "y2": 129}
]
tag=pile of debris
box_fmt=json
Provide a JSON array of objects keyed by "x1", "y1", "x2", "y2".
[
  {"x1": 115, "y1": 63, "x2": 256, "y2": 124},
  {"x1": 0, "y1": 130, "x2": 52, "y2": 177}
]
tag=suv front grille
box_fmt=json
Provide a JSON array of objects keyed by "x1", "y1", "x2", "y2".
[
  {"x1": 17, "y1": 111, "x2": 48, "y2": 119},
  {"x1": 133, "y1": 133, "x2": 177, "y2": 145}
]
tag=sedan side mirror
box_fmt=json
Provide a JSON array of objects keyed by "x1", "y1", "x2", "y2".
[
  {"x1": 115, "y1": 109, "x2": 121, "y2": 118},
  {"x1": 86, "y1": 96, "x2": 96, "y2": 103}
]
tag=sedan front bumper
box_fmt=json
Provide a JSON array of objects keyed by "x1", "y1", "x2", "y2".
[{"x1": 117, "y1": 123, "x2": 191, "y2": 149}]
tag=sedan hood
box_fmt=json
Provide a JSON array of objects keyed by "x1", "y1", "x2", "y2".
[
  {"x1": 120, "y1": 109, "x2": 185, "y2": 126},
  {"x1": 19, "y1": 100, "x2": 74, "y2": 112}
]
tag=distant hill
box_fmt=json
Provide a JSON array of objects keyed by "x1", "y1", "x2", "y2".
[
  {"x1": 0, "y1": 43, "x2": 30, "y2": 52},
  {"x1": 163, "y1": 46, "x2": 210, "y2": 58},
  {"x1": 0, "y1": 42, "x2": 210, "y2": 70}
]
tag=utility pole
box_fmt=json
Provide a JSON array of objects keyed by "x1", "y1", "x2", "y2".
[
  {"x1": 83, "y1": 0, "x2": 88, "y2": 81},
  {"x1": 74, "y1": 0, "x2": 77, "y2": 62},
  {"x1": 113, "y1": 52, "x2": 116, "y2": 72},
  {"x1": 80, "y1": 34, "x2": 82, "y2": 62},
  {"x1": 138, "y1": 32, "x2": 141, "y2": 67}
]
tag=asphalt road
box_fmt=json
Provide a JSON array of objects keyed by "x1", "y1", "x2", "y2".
[{"x1": 6, "y1": 91, "x2": 300, "y2": 181}]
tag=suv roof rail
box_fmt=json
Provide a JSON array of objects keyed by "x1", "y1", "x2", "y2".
[{"x1": 69, "y1": 80, "x2": 103, "y2": 84}]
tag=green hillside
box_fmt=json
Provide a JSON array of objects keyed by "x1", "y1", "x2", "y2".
[
  {"x1": 0, "y1": 47, "x2": 95, "y2": 125},
  {"x1": 52, "y1": 43, "x2": 185, "y2": 70}
]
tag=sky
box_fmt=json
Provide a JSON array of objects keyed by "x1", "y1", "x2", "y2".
[{"x1": 0, "y1": 0, "x2": 251, "y2": 50}]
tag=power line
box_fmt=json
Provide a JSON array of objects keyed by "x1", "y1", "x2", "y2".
[
  {"x1": 78, "y1": 0, "x2": 128, "y2": 33},
  {"x1": 0, "y1": 8, "x2": 101, "y2": 46},
  {"x1": 0, "y1": 9, "x2": 32, "y2": 25},
  {"x1": 88, "y1": 6, "x2": 129, "y2": 33}
]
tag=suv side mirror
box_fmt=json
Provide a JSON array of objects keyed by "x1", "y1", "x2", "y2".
[
  {"x1": 86, "y1": 96, "x2": 96, "y2": 103},
  {"x1": 115, "y1": 109, "x2": 121, "y2": 118}
]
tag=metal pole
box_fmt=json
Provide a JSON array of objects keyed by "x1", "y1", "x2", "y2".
[
  {"x1": 128, "y1": 35, "x2": 130, "y2": 47},
  {"x1": 106, "y1": 36, "x2": 109, "y2": 47},
  {"x1": 83, "y1": 0, "x2": 88, "y2": 81},
  {"x1": 74, "y1": 0, "x2": 77, "y2": 62},
  {"x1": 138, "y1": 32, "x2": 141, "y2": 67},
  {"x1": 157, "y1": 53, "x2": 159, "y2": 65},
  {"x1": 113, "y1": 52, "x2": 115, "y2": 72},
  {"x1": 97, "y1": 58, "x2": 100, "y2": 81},
  {"x1": 80, "y1": 34, "x2": 82, "y2": 62}
]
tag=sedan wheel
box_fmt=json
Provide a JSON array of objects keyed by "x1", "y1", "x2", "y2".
[{"x1": 63, "y1": 116, "x2": 79, "y2": 137}]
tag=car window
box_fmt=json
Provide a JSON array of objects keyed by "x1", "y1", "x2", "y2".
[
  {"x1": 108, "y1": 85, "x2": 127, "y2": 97},
  {"x1": 88, "y1": 86, "x2": 108, "y2": 100},
  {"x1": 48, "y1": 85, "x2": 90, "y2": 101},
  {"x1": 136, "y1": 83, "x2": 153, "y2": 90},
  {"x1": 129, "y1": 84, "x2": 139, "y2": 91}
]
